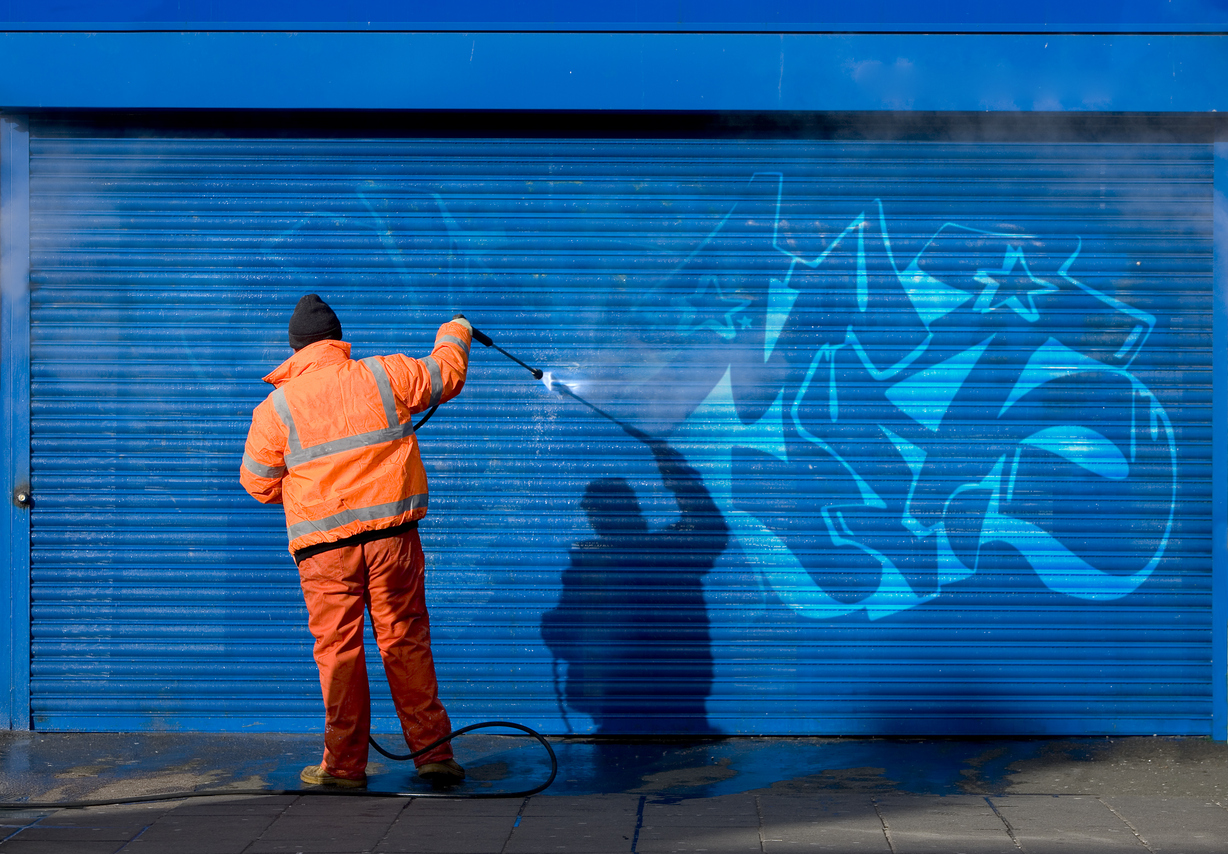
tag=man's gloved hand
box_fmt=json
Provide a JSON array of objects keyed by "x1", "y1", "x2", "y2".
[{"x1": 451, "y1": 313, "x2": 473, "y2": 333}]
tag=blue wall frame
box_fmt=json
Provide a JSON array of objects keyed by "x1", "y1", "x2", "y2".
[
  {"x1": 0, "y1": 114, "x2": 30, "y2": 731},
  {"x1": 0, "y1": 33, "x2": 1225, "y2": 112}
]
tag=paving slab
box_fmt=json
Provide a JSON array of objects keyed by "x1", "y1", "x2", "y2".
[
  {"x1": 758, "y1": 793, "x2": 891, "y2": 853},
  {"x1": 990, "y1": 795, "x2": 1147, "y2": 852},
  {"x1": 756, "y1": 792, "x2": 878, "y2": 818},
  {"x1": 636, "y1": 824, "x2": 764, "y2": 853},
  {"x1": 245, "y1": 825, "x2": 406, "y2": 854},
  {"x1": 1101, "y1": 796, "x2": 1228, "y2": 854},
  {"x1": 4, "y1": 814, "x2": 147, "y2": 835},
  {"x1": 505, "y1": 815, "x2": 638, "y2": 853},
  {"x1": 400, "y1": 797, "x2": 525, "y2": 819},
  {"x1": 20, "y1": 802, "x2": 171, "y2": 823},
  {"x1": 167, "y1": 795, "x2": 297, "y2": 816},
  {"x1": 0, "y1": 812, "x2": 50, "y2": 827},
  {"x1": 120, "y1": 813, "x2": 281, "y2": 854},
  {"x1": 520, "y1": 794, "x2": 644, "y2": 817},
  {"x1": 243, "y1": 798, "x2": 407, "y2": 854},
  {"x1": 3, "y1": 821, "x2": 153, "y2": 843},
  {"x1": 376, "y1": 813, "x2": 518, "y2": 854},
  {"x1": 0, "y1": 802, "x2": 172, "y2": 853},
  {"x1": 876, "y1": 794, "x2": 1017, "y2": 854},
  {"x1": 642, "y1": 794, "x2": 760, "y2": 826},
  {"x1": 0, "y1": 820, "x2": 42, "y2": 844},
  {"x1": 281, "y1": 795, "x2": 407, "y2": 820},
  {"x1": 0, "y1": 841, "x2": 126, "y2": 853}
]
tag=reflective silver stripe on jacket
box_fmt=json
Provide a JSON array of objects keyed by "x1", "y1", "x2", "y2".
[
  {"x1": 242, "y1": 452, "x2": 285, "y2": 479},
  {"x1": 436, "y1": 334, "x2": 470, "y2": 355},
  {"x1": 269, "y1": 388, "x2": 302, "y2": 452},
  {"x1": 360, "y1": 356, "x2": 401, "y2": 428},
  {"x1": 287, "y1": 494, "x2": 429, "y2": 541},
  {"x1": 423, "y1": 355, "x2": 444, "y2": 409},
  {"x1": 285, "y1": 421, "x2": 415, "y2": 467},
  {"x1": 275, "y1": 357, "x2": 415, "y2": 470}
]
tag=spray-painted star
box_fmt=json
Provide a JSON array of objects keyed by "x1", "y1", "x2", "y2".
[
  {"x1": 671, "y1": 275, "x2": 752, "y2": 340},
  {"x1": 972, "y1": 246, "x2": 1058, "y2": 322}
]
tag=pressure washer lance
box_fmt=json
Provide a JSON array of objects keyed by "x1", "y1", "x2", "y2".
[
  {"x1": 424, "y1": 317, "x2": 642, "y2": 440},
  {"x1": 465, "y1": 320, "x2": 649, "y2": 442},
  {"x1": 469, "y1": 324, "x2": 542, "y2": 380}
]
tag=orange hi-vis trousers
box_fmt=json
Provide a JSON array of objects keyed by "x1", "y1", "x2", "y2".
[{"x1": 296, "y1": 528, "x2": 453, "y2": 779}]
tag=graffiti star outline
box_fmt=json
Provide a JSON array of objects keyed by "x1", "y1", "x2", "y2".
[
  {"x1": 972, "y1": 245, "x2": 1059, "y2": 322},
  {"x1": 672, "y1": 275, "x2": 752, "y2": 340}
]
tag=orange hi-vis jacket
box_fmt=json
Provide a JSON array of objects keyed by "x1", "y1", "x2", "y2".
[{"x1": 240, "y1": 320, "x2": 471, "y2": 556}]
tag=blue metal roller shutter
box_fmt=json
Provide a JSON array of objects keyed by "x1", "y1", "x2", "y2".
[{"x1": 27, "y1": 133, "x2": 1211, "y2": 735}]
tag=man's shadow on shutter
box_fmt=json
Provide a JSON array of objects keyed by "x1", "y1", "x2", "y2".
[{"x1": 542, "y1": 441, "x2": 729, "y2": 735}]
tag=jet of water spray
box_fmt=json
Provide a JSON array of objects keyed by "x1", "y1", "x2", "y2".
[
  {"x1": 547, "y1": 378, "x2": 649, "y2": 443},
  {"x1": 466, "y1": 322, "x2": 645, "y2": 440}
]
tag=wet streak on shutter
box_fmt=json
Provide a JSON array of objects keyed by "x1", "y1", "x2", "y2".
[{"x1": 26, "y1": 134, "x2": 1211, "y2": 734}]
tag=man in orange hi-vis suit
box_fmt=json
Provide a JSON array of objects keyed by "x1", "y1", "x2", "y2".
[{"x1": 241, "y1": 293, "x2": 472, "y2": 789}]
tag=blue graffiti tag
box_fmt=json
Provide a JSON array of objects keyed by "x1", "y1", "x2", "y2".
[{"x1": 670, "y1": 173, "x2": 1176, "y2": 620}]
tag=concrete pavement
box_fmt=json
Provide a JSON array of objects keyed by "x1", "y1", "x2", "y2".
[{"x1": 3, "y1": 734, "x2": 1228, "y2": 852}]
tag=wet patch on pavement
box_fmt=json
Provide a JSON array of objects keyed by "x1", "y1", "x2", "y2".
[{"x1": 4, "y1": 732, "x2": 1228, "y2": 805}]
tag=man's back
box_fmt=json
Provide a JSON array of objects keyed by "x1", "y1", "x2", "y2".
[{"x1": 242, "y1": 322, "x2": 471, "y2": 557}]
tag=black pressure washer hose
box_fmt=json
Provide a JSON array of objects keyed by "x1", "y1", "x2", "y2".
[
  {"x1": 366, "y1": 720, "x2": 557, "y2": 797},
  {"x1": 1, "y1": 323, "x2": 568, "y2": 813}
]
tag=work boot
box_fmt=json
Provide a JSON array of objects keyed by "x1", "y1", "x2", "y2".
[
  {"x1": 417, "y1": 758, "x2": 465, "y2": 785},
  {"x1": 299, "y1": 764, "x2": 367, "y2": 788}
]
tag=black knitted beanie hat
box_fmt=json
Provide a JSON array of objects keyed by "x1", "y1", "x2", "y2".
[{"x1": 288, "y1": 294, "x2": 343, "y2": 351}]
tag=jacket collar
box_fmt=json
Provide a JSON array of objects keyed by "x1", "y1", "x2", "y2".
[{"x1": 263, "y1": 339, "x2": 352, "y2": 387}]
